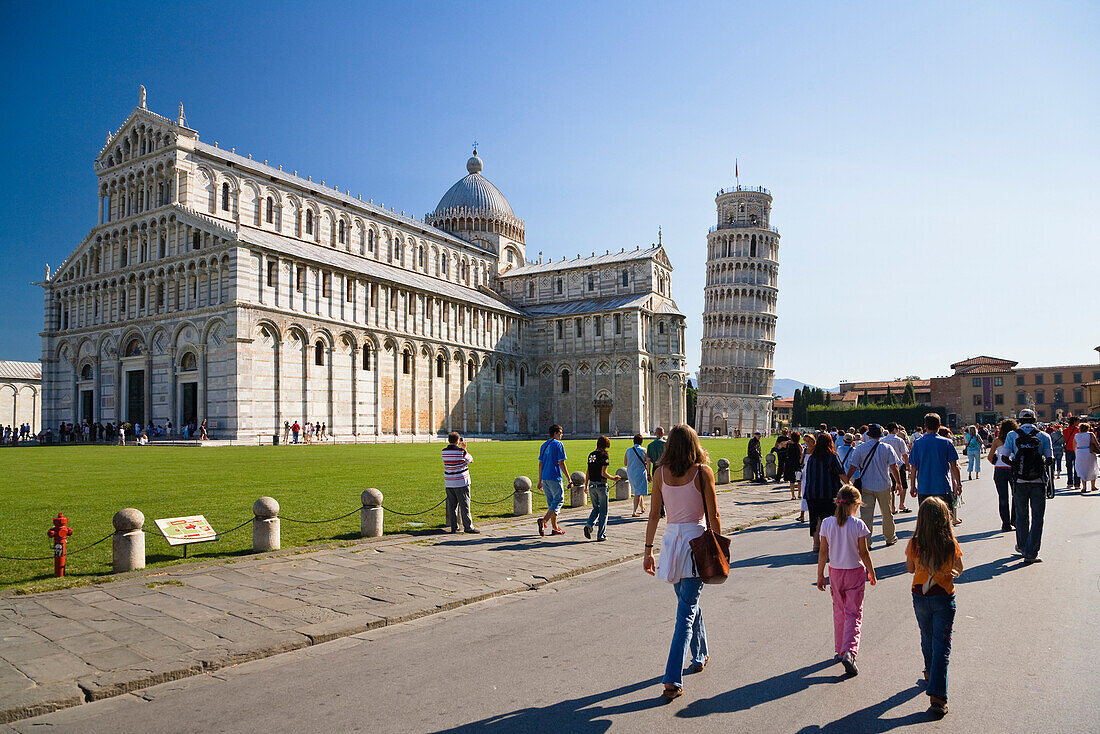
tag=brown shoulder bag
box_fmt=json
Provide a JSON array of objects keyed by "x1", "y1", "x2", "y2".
[{"x1": 688, "y1": 466, "x2": 732, "y2": 584}]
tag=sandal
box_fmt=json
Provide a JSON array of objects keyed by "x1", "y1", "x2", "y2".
[
  {"x1": 551, "y1": 528, "x2": 566, "y2": 535},
  {"x1": 662, "y1": 686, "x2": 683, "y2": 700},
  {"x1": 691, "y1": 655, "x2": 709, "y2": 673}
]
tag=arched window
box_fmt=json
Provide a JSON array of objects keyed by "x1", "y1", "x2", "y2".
[
  {"x1": 314, "y1": 341, "x2": 325, "y2": 366},
  {"x1": 180, "y1": 352, "x2": 197, "y2": 371},
  {"x1": 519, "y1": 366, "x2": 526, "y2": 387},
  {"x1": 750, "y1": 235, "x2": 757, "y2": 257},
  {"x1": 507, "y1": 250, "x2": 514, "y2": 265},
  {"x1": 305, "y1": 210, "x2": 314, "y2": 235},
  {"x1": 496, "y1": 364, "x2": 503, "y2": 384},
  {"x1": 266, "y1": 197, "x2": 274, "y2": 224},
  {"x1": 367, "y1": 229, "x2": 375, "y2": 253},
  {"x1": 561, "y1": 368, "x2": 570, "y2": 394},
  {"x1": 362, "y1": 345, "x2": 372, "y2": 371},
  {"x1": 528, "y1": 282, "x2": 534, "y2": 298},
  {"x1": 659, "y1": 321, "x2": 665, "y2": 334},
  {"x1": 221, "y1": 183, "x2": 230, "y2": 211},
  {"x1": 124, "y1": 339, "x2": 143, "y2": 357},
  {"x1": 338, "y1": 220, "x2": 346, "y2": 244},
  {"x1": 467, "y1": 359, "x2": 475, "y2": 381},
  {"x1": 738, "y1": 202, "x2": 745, "y2": 212},
  {"x1": 402, "y1": 349, "x2": 411, "y2": 375},
  {"x1": 621, "y1": 270, "x2": 629, "y2": 287},
  {"x1": 436, "y1": 355, "x2": 444, "y2": 377},
  {"x1": 418, "y1": 246, "x2": 425, "y2": 269},
  {"x1": 80, "y1": 364, "x2": 93, "y2": 380}
]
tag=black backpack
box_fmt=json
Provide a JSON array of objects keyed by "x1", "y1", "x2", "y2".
[{"x1": 1011, "y1": 429, "x2": 1045, "y2": 482}]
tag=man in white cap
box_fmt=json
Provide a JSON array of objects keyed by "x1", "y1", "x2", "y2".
[{"x1": 1002, "y1": 408, "x2": 1052, "y2": 563}]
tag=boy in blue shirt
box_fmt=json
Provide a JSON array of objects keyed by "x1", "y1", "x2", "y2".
[{"x1": 537, "y1": 424, "x2": 572, "y2": 536}]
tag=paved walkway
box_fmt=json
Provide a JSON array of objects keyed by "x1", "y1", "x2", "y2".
[{"x1": 0, "y1": 478, "x2": 798, "y2": 723}]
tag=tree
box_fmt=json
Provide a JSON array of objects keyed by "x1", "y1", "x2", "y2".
[
  {"x1": 903, "y1": 380, "x2": 916, "y2": 405},
  {"x1": 686, "y1": 379, "x2": 698, "y2": 428},
  {"x1": 793, "y1": 388, "x2": 804, "y2": 427},
  {"x1": 883, "y1": 386, "x2": 897, "y2": 406}
]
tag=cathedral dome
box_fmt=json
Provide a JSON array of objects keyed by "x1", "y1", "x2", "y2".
[{"x1": 432, "y1": 151, "x2": 516, "y2": 219}]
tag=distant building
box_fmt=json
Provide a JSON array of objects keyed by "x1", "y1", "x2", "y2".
[
  {"x1": 931, "y1": 355, "x2": 1100, "y2": 426},
  {"x1": 772, "y1": 397, "x2": 792, "y2": 428},
  {"x1": 0, "y1": 361, "x2": 41, "y2": 433},
  {"x1": 835, "y1": 379, "x2": 932, "y2": 406}
]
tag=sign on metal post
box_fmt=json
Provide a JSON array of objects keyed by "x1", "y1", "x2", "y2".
[{"x1": 154, "y1": 515, "x2": 218, "y2": 551}]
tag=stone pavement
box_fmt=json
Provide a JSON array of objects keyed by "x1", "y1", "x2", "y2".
[{"x1": 0, "y1": 478, "x2": 798, "y2": 724}]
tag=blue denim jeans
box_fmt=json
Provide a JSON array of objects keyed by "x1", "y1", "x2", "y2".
[
  {"x1": 912, "y1": 593, "x2": 955, "y2": 701},
  {"x1": 992, "y1": 467, "x2": 1015, "y2": 529},
  {"x1": 1012, "y1": 480, "x2": 1046, "y2": 559},
  {"x1": 663, "y1": 578, "x2": 707, "y2": 687},
  {"x1": 967, "y1": 451, "x2": 982, "y2": 474},
  {"x1": 585, "y1": 484, "x2": 608, "y2": 539}
]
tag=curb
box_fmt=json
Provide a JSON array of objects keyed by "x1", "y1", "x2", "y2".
[{"x1": 1, "y1": 495, "x2": 795, "y2": 724}]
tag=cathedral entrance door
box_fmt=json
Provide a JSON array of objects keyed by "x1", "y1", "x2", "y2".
[
  {"x1": 125, "y1": 370, "x2": 145, "y2": 426},
  {"x1": 181, "y1": 382, "x2": 198, "y2": 428},
  {"x1": 598, "y1": 406, "x2": 611, "y2": 434},
  {"x1": 80, "y1": 390, "x2": 94, "y2": 424}
]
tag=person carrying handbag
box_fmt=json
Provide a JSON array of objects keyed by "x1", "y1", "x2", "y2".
[{"x1": 643, "y1": 425, "x2": 722, "y2": 701}]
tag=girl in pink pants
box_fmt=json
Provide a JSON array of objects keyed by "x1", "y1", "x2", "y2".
[{"x1": 817, "y1": 484, "x2": 877, "y2": 676}]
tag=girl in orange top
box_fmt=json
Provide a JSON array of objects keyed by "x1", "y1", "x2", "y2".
[{"x1": 905, "y1": 497, "x2": 964, "y2": 718}]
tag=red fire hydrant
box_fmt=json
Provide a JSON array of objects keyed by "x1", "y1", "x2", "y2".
[{"x1": 47, "y1": 514, "x2": 73, "y2": 578}]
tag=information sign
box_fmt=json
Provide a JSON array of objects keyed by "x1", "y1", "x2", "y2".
[{"x1": 154, "y1": 515, "x2": 219, "y2": 546}]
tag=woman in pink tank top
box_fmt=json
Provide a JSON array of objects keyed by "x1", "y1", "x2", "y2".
[{"x1": 643, "y1": 425, "x2": 721, "y2": 700}]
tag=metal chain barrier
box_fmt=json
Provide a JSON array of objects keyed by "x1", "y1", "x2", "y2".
[
  {"x1": 0, "y1": 532, "x2": 113, "y2": 562},
  {"x1": 380, "y1": 497, "x2": 447, "y2": 516},
  {"x1": 470, "y1": 490, "x2": 518, "y2": 506},
  {"x1": 280, "y1": 506, "x2": 364, "y2": 524}
]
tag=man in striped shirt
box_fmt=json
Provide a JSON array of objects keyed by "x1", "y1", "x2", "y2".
[{"x1": 442, "y1": 432, "x2": 479, "y2": 534}]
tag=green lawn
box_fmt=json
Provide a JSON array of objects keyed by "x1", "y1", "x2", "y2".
[{"x1": 0, "y1": 437, "x2": 750, "y2": 591}]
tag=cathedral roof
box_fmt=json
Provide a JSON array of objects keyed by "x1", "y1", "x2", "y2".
[
  {"x1": 432, "y1": 153, "x2": 516, "y2": 220},
  {"x1": 236, "y1": 226, "x2": 523, "y2": 316},
  {"x1": 0, "y1": 361, "x2": 41, "y2": 381},
  {"x1": 523, "y1": 293, "x2": 683, "y2": 318},
  {"x1": 499, "y1": 245, "x2": 668, "y2": 278}
]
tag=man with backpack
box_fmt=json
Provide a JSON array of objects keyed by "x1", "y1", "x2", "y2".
[
  {"x1": 1002, "y1": 408, "x2": 1053, "y2": 564},
  {"x1": 747, "y1": 431, "x2": 765, "y2": 483}
]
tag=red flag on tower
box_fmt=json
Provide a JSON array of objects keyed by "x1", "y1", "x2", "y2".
[{"x1": 735, "y1": 159, "x2": 739, "y2": 184}]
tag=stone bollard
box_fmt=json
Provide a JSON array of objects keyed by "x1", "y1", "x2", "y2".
[
  {"x1": 765, "y1": 452, "x2": 777, "y2": 479},
  {"x1": 112, "y1": 508, "x2": 145, "y2": 573},
  {"x1": 716, "y1": 458, "x2": 731, "y2": 485},
  {"x1": 360, "y1": 488, "x2": 384, "y2": 538},
  {"x1": 570, "y1": 471, "x2": 588, "y2": 507},
  {"x1": 513, "y1": 476, "x2": 533, "y2": 516},
  {"x1": 252, "y1": 497, "x2": 280, "y2": 552},
  {"x1": 614, "y1": 467, "x2": 631, "y2": 501},
  {"x1": 742, "y1": 456, "x2": 754, "y2": 482}
]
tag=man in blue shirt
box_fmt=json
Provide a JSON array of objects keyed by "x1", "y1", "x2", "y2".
[
  {"x1": 537, "y1": 424, "x2": 571, "y2": 536},
  {"x1": 908, "y1": 413, "x2": 961, "y2": 509},
  {"x1": 1002, "y1": 408, "x2": 1053, "y2": 564}
]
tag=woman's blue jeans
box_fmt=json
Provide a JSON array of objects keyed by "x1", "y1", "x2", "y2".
[
  {"x1": 912, "y1": 593, "x2": 955, "y2": 700},
  {"x1": 967, "y1": 451, "x2": 982, "y2": 474},
  {"x1": 664, "y1": 577, "x2": 708, "y2": 687},
  {"x1": 585, "y1": 484, "x2": 608, "y2": 539}
]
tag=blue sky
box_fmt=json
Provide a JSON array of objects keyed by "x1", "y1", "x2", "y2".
[{"x1": 1, "y1": 1, "x2": 1097, "y2": 387}]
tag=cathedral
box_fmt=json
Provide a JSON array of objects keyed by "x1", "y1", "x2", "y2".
[{"x1": 39, "y1": 91, "x2": 688, "y2": 441}]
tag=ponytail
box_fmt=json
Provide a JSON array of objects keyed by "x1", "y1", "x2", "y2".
[{"x1": 834, "y1": 484, "x2": 862, "y2": 527}]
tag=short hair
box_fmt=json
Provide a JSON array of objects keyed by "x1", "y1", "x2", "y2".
[
  {"x1": 596, "y1": 435, "x2": 611, "y2": 450},
  {"x1": 548, "y1": 424, "x2": 563, "y2": 437},
  {"x1": 924, "y1": 412, "x2": 942, "y2": 431},
  {"x1": 819, "y1": 423, "x2": 828, "y2": 431},
  {"x1": 633, "y1": 433, "x2": 644, "y2": 445},
  {"x1": 654, "y1": 426, "x2": 665, "y2": 436},
  {"x1": 1069, "y1": 416, "x2": 1079, "y2": 425},
  {"x1": 886, "y1": 422, "x2": 899, "y2": 431},
  {"x1": 447, "y1": 431, "x2": 460, "y2": 444},
  {"x1": 938, "y1": 427, "x2": 951, "y2": 437}
]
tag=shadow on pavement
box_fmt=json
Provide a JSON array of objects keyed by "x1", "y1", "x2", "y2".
[
  {"x1": 432, "y1": 676, "x2": 666, "y2": 733},
  {"x1": 676, "y1": 658, "x2": 837, "y2": 717},
  {"x1": 957, "y1": 555, "x2": 1024, "y2": 584},
  {"x1": 731, "y1": 551, "x2": 816, "y2": 570},
  {"x1": 794, "y1": 684, "x2": 928, "y2": 732}
]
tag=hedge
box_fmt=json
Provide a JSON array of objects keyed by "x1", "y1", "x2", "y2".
[{"x1": 806, "y1": 404, "x2": 948, "y2": 430}]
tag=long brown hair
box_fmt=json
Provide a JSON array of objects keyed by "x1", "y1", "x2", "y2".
[
  {"x1": 812, "y1": 432, "x2": 836, "y2": 460},
  {"x1": 834, "y1": 484, "x2": 861, "y2": 526},
  {"x1": 998, "y1": 418, "x2": 1018, "y2": 442},
  {"x1": 912, "y1": 497, "x2": 956, "y2": 577},
  {"x1": 657, "y1": 424, "x2": 708, "y2": 477}
]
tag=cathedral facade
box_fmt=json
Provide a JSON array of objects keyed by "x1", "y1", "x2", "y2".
[
  {"x1": 39, "y1": 94, "x2": 687, "y2": 440},
  {"x1": 696, "y1": 185, "x2": 780, "y2": 436}
]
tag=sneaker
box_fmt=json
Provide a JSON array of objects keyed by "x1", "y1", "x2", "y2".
[
  {"x1": 583, "y1": 525, "x2": 592, "y2": 540},
  {"x1": 596, "y1": 536, "x2": 607, "y2": 542},
  {"x1": 841, "y1": 653, "x2": 858, "y2": 676},
  {"x1": 1023, "y1": 556, "x2": 1042, "y2": 564},
  {"x1": 537, "y1": 518, "x2": 545, "y2": 536},
  {"x1": 885, "y1": 539, "x2": 898, "y2": 547},
  {"x1": 464, "y1": 527, "x2": 480, "y2": 534},
  {"x1": 1014, "y1": 544, "x2": 1023, "y2": 555}
]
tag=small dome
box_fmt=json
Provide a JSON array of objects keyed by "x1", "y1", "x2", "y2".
[{"x1": 432, "y1": 152, "x2": 515, "y2": 220}]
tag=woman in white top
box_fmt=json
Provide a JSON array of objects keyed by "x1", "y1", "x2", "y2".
[
  {"x1": 1073, "y1": 423, "x2": 1099, "y2": 493},
  {"x1": 643, "y1": 425, "x2": 720, "y2": 700},
  {"x1": 986, "y1": 419, "x2": 1017, "y2": 532}
]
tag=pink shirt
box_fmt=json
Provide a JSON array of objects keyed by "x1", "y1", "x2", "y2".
[
  {"x1": 660, "y1": 467, "x2": 705, "y2": 524},
  {"x1": 819, "y1": 515, "x2": 870, "y2": 570}
]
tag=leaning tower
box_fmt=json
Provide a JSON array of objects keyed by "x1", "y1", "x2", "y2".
[{"x1": 697, "y1": 184, "x2": 779, "y2": 436}]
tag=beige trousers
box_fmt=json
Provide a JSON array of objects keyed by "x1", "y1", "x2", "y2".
[{"x1": 860, "y1": 488, "x2": 896, "y2": 544}]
